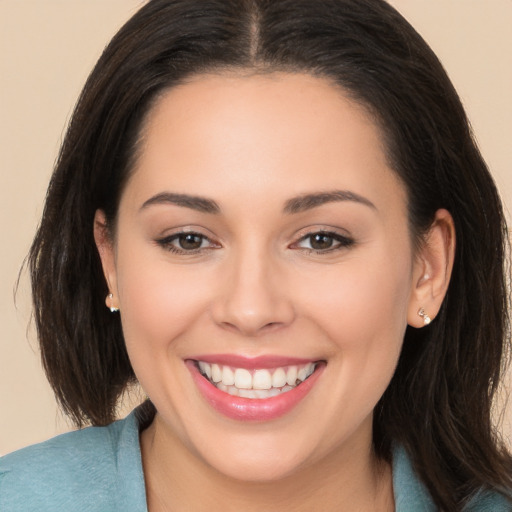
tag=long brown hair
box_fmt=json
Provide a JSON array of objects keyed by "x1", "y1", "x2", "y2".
[{"x1": 28, "y1": 1, "x2": 511, "y2": 509}]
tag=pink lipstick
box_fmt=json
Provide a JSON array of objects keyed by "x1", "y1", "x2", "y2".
[{"x1": 186, "y1": 357, "x2": 324, "y2": 421}]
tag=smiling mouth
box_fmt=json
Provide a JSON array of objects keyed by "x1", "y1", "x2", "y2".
[{"x1": 195, "y1": 361, "x2": 318, "y2": 399}]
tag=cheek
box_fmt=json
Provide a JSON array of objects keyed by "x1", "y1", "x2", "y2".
[
  {"x1": 296, "y1": 250, "x2": 412, "y2": 383},
  {"x1": 114, "y1": 241, "x2": 215, "y2": 357},
  {"x1": 296, "y1": 258, "x2": 411, "y2": 436},
  {"x1": 300, "y1": 252, "x2": 411, "y2": 339}
]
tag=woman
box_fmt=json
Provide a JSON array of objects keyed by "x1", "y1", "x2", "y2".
[{"x1": 1, "y1": 0, "x2": 511, "y2": 510}]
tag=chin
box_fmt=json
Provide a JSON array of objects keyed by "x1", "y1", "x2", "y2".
[
  {"x1": 204, "y1": 448, "x2": 310, "y2": 483},
  {"x1": 183, "y1": 423, "x2": 328, "y2": 484}
]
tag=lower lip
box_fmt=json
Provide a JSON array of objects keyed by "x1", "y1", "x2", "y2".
[{"x1": 186, "y1": 360, "x2": 325, "y2": 422}]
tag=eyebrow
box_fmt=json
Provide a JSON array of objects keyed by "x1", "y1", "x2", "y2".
[
  {"x1": 140, "y1": 189, "x2": 375, "y2": 215},
  {"x1": 283, "y1": 190, "x2": 377, "y2": 214},
  {"x1": 140, "y1": 192, "x2": 220, "y2": 214}
]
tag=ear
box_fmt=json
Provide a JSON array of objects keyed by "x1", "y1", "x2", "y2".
[
  {"x1": 93, "y1": 210, "x2": 119, "y2": 311},
  {"x1": 407, "y1": 208, "x2": 456, "y2": 327}
]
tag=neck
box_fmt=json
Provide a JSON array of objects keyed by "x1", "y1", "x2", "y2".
[{"x1": 141, "y1": 413, "x2": 394, "y2": 512}]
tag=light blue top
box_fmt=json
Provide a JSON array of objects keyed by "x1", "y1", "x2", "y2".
[{"x1": 1, "y1": 408, "x2": 510, "y2": 511}]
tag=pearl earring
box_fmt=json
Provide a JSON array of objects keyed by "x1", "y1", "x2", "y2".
[
  {"x1": 107, "y1": 293, "x2": 120, "y2": 313},
  {"x1": 417, "y1": 307, "x2": 431, "y2": 325}
]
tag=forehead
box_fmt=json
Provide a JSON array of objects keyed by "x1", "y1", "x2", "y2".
[{"x1": 124, "y1": 71, "x2": 406, "y2": 218}]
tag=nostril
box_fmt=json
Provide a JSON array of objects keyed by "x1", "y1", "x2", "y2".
[
  {"x1": 216, "y1": 319, "x2": 287, "y2": 337},
  {"x1": 210, "y1": 272, "x2": 296, "y2": 335}
]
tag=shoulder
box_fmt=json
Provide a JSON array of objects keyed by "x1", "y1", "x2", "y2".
[
  {"x1": 465, "y1": 489, "x2": 512, "y2": 512},
  {"x1": 0, "y1": 411, "x2": 146, "y2": 512},
  {"x1": 392, "y1": 444, "x2": 437, "y2": 511},
  {"x1": 392, "y1": 445, "x2": 512, "y2": 512}
]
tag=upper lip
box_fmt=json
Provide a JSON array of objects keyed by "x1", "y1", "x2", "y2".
[{"x1": 189, "y1": 354, "x2": 321, "y2": 369}]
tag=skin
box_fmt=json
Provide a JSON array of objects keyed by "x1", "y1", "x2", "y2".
[{"x1": 95, "y1": 72, "x2": 455, "y2": 511}]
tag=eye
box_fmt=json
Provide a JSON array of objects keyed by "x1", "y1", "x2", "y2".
[
  {"x1": 294, "y1": 231, "x2": 354, "y2": 253},
  {"x1": 156, "y1": 231, "x2": 218, "y2": 253},
  {"x1": 175, "y1": 233, "x2": 206, "y2": 250}
]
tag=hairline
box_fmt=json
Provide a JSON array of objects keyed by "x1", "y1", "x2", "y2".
[{"x1": 109, "y1": 66, "x2": 421, "y2": 246}]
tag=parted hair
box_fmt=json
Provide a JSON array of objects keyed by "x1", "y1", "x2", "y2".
[{"x1": 28, "y1": 0, "x2": 511, "y2": 509}]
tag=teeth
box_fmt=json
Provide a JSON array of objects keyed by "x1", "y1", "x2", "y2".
[
  {"x1": 227, "y1": 386, "x2": 239, "y2": 396},
  {"x1": 198, "y1": 361, "x2": 211, "y2": 380},
  {"x1": 234, "y1": 368, "x2": 252, "y2": 389},
  {"x1": 253, "y1": 370, "x2": 272, "y2": 390},
  {"x1": 239, "y1": 389, "x2": 258, "y2": 399},
  {"x1": 211, "y1": 364, "x2": 222, "y2": 383},
  {"x1": 297, "y1": 367, "x2": 308, "y2": 382},
  {"x1": 221, "y1": 366, "x2": 235, "y2": 386},
  {"x1": 255, "y1": 388, "x2": 275, "y2": 398},
  {"x1": 286, "y1": 366, "x2": 298, "y2": 386},
  {"x1": 222, "y1": 385, "x2": 293, "y2": 399},
  {"x1": 268, "y1": 387, "x2": 281, "y2": 397},
  {"x1": 272, "y1": 368, "x2": 287, "y2": 388},
  {"x1": 197, "y1": 360, "x2": 317, "y2": 398}
]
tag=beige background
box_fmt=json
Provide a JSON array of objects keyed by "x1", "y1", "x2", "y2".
[{"x1": 1, "y1": 1, "x2": 511, "y2": 455}]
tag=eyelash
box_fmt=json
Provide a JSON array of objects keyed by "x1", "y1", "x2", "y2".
[
  {"x1": 156, "y1": 232, "x2": 218, "y2": 254},
  {"x1": 155, "y1": 230, "x2": 355, "y2": 255},
  {"x1": 293, "y1": 231, "x2": 355, "y2": 254}
]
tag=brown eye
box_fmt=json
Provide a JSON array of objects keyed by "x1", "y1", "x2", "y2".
[
  {"x1": 177, "y1": 233, "x2": 204, "y2": 250},
  {"x1": 309, "y1": 233, "x2": 335, "y2": 250},
  {"x1": 294, "y1": 231, "x2": 355, "y2": 253},
  {"x1": 156, "y1": 231, "x2": 216, "y2": 253}
]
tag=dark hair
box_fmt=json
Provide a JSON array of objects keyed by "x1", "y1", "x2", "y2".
[{"x1": 29, "y1": 0, "x2": 511, "y2": 509}]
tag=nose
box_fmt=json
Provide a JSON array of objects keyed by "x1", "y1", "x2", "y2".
[{"x1": 211, "y1": 246, "x2": 295, "y2": 337}]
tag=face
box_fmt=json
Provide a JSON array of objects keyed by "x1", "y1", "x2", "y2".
[{"x1": 98, "y1": 72, "x2": 426, "y2": 481}]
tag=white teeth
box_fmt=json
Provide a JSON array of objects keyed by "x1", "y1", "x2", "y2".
[
  {"x1": 221, "y1": 366, "x2": 235, "y2": 386},
  {"x1": 296, "y1": 363, "x2": 315, "y2": 383},
  {"x1": 253, "y1": 387, "x2": 280, "y2": 398},
  {"x1": 221, "y1": 385, "x2": 292, "y2": 399},
  {"x1": 211, "y1": 364, "x2": 222, "y2": 383},
  {"x1": 238, "y1": 389, "x2": 258, "y2": 399},
  {"x1": 254, "y1": 389, "x2": 273, "y2": 398},
  {"x1": 198, "y1": 361, "x2": 212, "y2": 380},
  {"x1": 197, "y1": 360, "x2": 318, "y2": 398},
  {"x1": 272, "y1": 367, "x2": 287, "y2": 388},
  {"x1": 253, "y1": 369, "x2": 272, "y2": 390},
  {"x1": 234, "y1": 368, "x2": 252, "y2": 389},
  {"x1": 286, "y1": 366, "x2": 298, "y2": 386}
]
